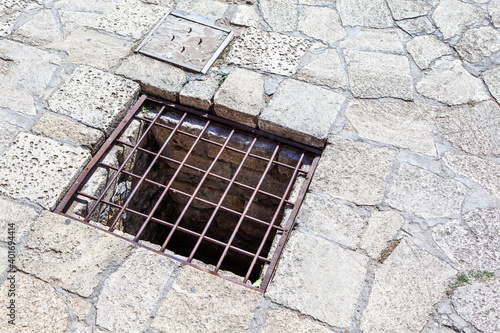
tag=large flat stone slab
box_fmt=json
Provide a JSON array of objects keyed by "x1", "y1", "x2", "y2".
[
  {"x1": 259, "y1": 79, "x2": 345, "y2": 147},
  {"x1": 339, "y1": 28, "x2": 405, "y2": 53},
  {"x1": 48, "y1": 65, "x2": 140, "y2": 135},
  {"x1": 344, "y1": 50, "x2": 414, "y2": 100},
  {"x1": 0, "y1": 272, "x2": 69, "y2": 332},
  {"x1": 386, "y1": 163, "x2": 467, "y2": 219},
  {"x1": 261, "y1": 307, "x2": 332, "y2": 333},
  {"x1": 407, "y1": 35, "x2": 453, "y2": 69},
  {"x1": 298, "y1": 6, "x2": 346, "y2": 44},
  {"x1": 385, "y1": 0, "x2": 431, "y2": 20},
  {"x1": 266, "y1": 230, "x2": 368, "y2": 328},
  {"x1": 436, "y1": 101, "x2": 500, "y2": 157},
  {"x1": 12, "y1": 9, "x2": 62, "y2": 46},
  {"x1": 296, "y1": 49, "x2": 347, "y2": 89},
  {"x1": 228, "y1": 28, "x2": 311, "y2": 76},
  {"x1": 214, "y1": 68, "x2": 265, "y2": 127},
  {"x1": 345, "y1": 99, "x2": 437, "y2": 156},
  {"x1": 175, "y1": 0, "x2": 228, "y2": 20},
  {"x1": 455, "y1": 26, "x2": 500, "y2": 63},
  {"x1": 151, "y1": 266, "x2": 261, "y2": 332},
  {"x1": 396, "y1": 16, "x2": 435, "y2": 35},
  {"x1": 360, "y1": 210, "x2": 404, "y2": 259},
  {"x1": 0, "y1": 198, "x2": 38, "y2": 244},
  {"x1": 432, "y1": 0, "x2": 484, "y2": 39},
  {"x1": 416, "y1": 59, "x2": 489, "y2": 105},
  {"x1": 310, "y1": 136, "x2": 395, "y2": 205},
  {"x1": 295, "y1": 192, "x2": 366, "y2": 249},
  {"x1": 337, "y1": 0, "x2": 393, "y2": 28},
  {"x1": 0, "y1": 133, "x2": 90, "y2": 209},
  {"x1": 360, "y1": 239, "x2": 456, "y2": 332},
  {"x1": 432, "y1": 209, "x2": 500, "y2": 271},
  {"x1": 96, "y1": 248, "x2": 179, "y2": 332},
  {"x1": 17, "y1": 211, "x2": 134, "y2": 297},
  {"x1": 260, "y1": 0, "x2": 297, "y2": 32},
  {"x1": 452, "y1": 277, "x2": 500, "y2": 333},
  {"x1": 0, "y1": 86, "x2": 36, "y2": 116},
  {"x1": 115, "y1": 54, "x2": 187, "y2": 101},
  {"x1": 482, "y1": 66, "x2": 500, "y2": 103}
]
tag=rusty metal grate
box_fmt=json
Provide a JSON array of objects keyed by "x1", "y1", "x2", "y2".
[{"x1": 55, "y1": 94, "x2": 321, "y2": 291}]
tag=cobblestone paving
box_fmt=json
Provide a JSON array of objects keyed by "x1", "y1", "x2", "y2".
[{"x1": 0, "y1": 0, "x2": 499, "y2": 332}]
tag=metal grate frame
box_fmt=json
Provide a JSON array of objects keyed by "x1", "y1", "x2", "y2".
[{"x1": 55, "y1": 95, "x2": 321, "y2": 291}]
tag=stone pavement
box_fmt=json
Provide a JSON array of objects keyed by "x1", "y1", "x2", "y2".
[{"x1": 0, "y1": 0, "x2": 499, "y2": 332}]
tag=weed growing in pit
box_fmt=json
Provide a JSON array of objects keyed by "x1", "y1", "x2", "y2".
[{"x1": 446, "y1": 270, "x2": 495, "y2": 296}]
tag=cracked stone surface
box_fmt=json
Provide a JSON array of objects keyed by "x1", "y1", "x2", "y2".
[
  {"x1": 339, "y1": 28, "x2": 405, "y2": 53},
  {"x1": 0, "y1": 272, "x2": 69, "y2": 332},
  {"x1": 344, "y1": 50, "x2": 414, "y2": 99},
  {"x1": 260, "y1": 0, "x2": 297, "y2": 32},
  {"x1": 228, "y1": 28, "x2": 311, "y2": 76},
  {"x1": 267, "y1": 230, "x2": 368, "y2": 328},
  {"x1": 48, "y1": 65, "x2": 140, "y2": 135},
  {"x1": 214, "y1": 68, "x2": 264, "y2": 127},
  {"x1": 432, "y1": 0, "x2": 484, "y2": 39},
  {"x1": 96, "y1": 248, "x2": 179, "y2": 332},
  {"x1": 228, "y1": 5, "x2": 262, "y2": 28},
  {"x1": 407, "y1": 35, "x2": 453, "y2": 69},
  {"x1": 0, "y1": 121, "x2": 22, "y2": 153},
  {"x1": 490, "y1": 2, "x2": 500, "y2": 28},
  {"x1": 452, "y1": 277, "x2": 500, "y2": 333},
  {"x1": 151, "y1": 265, "x2": 261, "y2": 332},
  {"x1": 175, "y1": 0, "x2": 228, "y2": 20},
  {"x1": 259, "y1": 79, "x2": 345, "y2": 147},
  {"x1": 435, "y1": 100, "x2": 500, "y2": 157},
  {"x1": 298, "y1": 6, "x2": 346, "y2": 44},
  {"x1": 386, "y1": 163, "x2": 467, "y2": 219},
  {"x1": 0, "y1": 197, "x2": 38, "y2": 243},
  {"x1": 261, "y1": 307, "x2": 332, "y2": 333},
  {"x1": 296, "y1": 48, "x2": 347, "y2": 89},
  {"x1": 0, "y1": 86, "x2": 36, "y2": 116},
  {"x1": 310, "y1": 136, "x2": 395, "y2": 205},
  {"x1": 345, "y1": 99, "x2": 438, "y2": 156},
  {"x1": 455, "y1": 26, "x2": 500, "y2": 63},
  {"x1": 416, "y1": 59, "x2": 489, "y2": 105},
  {"x1": 115, "y1": 54, "x2": 187, "y2": 101},
  {"x1": 179, "y1": 75, "x2": 220, "y2": 110},
  {"x1": 360, "y1": 210, "x2": 405, "y2": 259},
  {"x1": 337, "y1": 0, "x2": 393, "y2": 28},
  {"x1": 396, "y1": 16, "x2": 435, "y2": 35},
  {"x1": 385, "y1": 0, "x2": 431, "y2": 20},
  {"x1": 17, "y1": 211, "x2": 134, "y2": 297},
  {"x1": 0, "y1": 133, "x2": 90, "y2": 209},
  {"x1": 432, "y1": 209, "x2": 500, "y2": 271},
  {"x1": 483, "y1": 65, "x2": 500, "y2": 103},
  {"x1": 360, "y1": 239, "x2": 456, "y2": 332},
  {"x1": 12, "y1": 9, "x2": 62, "y2": 46}
]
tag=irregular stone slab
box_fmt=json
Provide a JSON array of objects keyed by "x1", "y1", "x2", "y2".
[
  {"x1": 337, "y1": 0, "x2": 393, "y2": 28},
  {"x1": 298, "y1": 6, "x2": 346, "y2": 44},
  {"x1": 360, "y1": 210, "x2": 404, "y2": 259},
  {"x1": 444, "y1": 153, "x2": 500, "y2": 199},
  {"x1": 432, "y1": 209, "x2": 500, "y2": 271},
  {"x1": 214, "y1": 68, "x2": 264, "y2": 127},
  {"x1": 0, "y1": 272, "x2": 69, "y2": 332},
  {"x1": 228, "y1": 28, "x2": 311, "y2": 76},
  {"x1": 267, "y1": 231, "x2": 368, "y2": 328},
  {"x1": 48, "y1": 65, "x2": 140, "y2": 135},
  {"x1": 32, "y1": 113, "x2": 105, "y2": 154},
  {"x1": 360, "y1": 239, "x2": 456, "y2": 332},
  {"x1": 339, "y1": 28, "x2": 405, "y2": 53},
  {"x1": 452, "y1": 277, "x2": 500, "y2": 333},
  {"x1": 297, "y1": 49, "x2": 347, "y2": 89},
  {"x1": 96, "y1": 248, "x2": 179, "y2": 332},
  {"x1": 0, "y1": 86, "x2": 36, "y2": 116},
  {"x1": 17, "y1": 211, "x2": 134, "y2": 297},
  {"x1": 48, "y1": 27, "x2": 131, "y2": 70},
  {"x1": 261, "y1": 307, "x2": 332, "y2": 333},
  {"x1": 345, "y1": 99, "x2": 437, "y2": 155},
  {"x1": 490, "y1": 2, "x2": 500, "y2": 28},
  {"x1": 482, "y1": 66, "x2": 500, "y2": 103},
  {"x1": 116, "y1": 54, "x2": 187, "y2": 101},
  {"x1": 59, "y1": 9, "x2": 101, "y2": 33},
  {"x1": 0, "y1": 39, "x2": 60, "y2": 97},
  {"x1": 310, "y1": 136, "x2": 395, "y2": 205},
  {"x1": 386, "y1": 0, "x2": 431, "y2": 20},
  {"x1": 259, "y1": 79, "x2": 345, "y2": 147},
  {"x1": 407, "y1": 35, "x2": 453, "y2": 69},
  {"x1": 12, "y1": 9, "x2": 62, "y2": 45},
  {"x1": 436, "y1": 101, "x2": 500, "y2": 157},
  {"x1": 416, "y1": 59, "x2": 489, "y2": 105},
  {"x1": 55, "y1": 0, "x2": 115, "y2": 12},
  {"x1": 98, "y1": 0, "x2": 167, "y2": 39},
  {"x1": 179, "y1": 75, "x2": 220, "y2": 110},
  {"x1": 386, "y1": 163, "x2": 467, "y2": 219},
  {"x1": 344, "y1": 49, "x2": 414, "y2": 100},
  {"x1": 456, "y1": 26, "x2": 500, "y2": 63},
  {"x1": 260, "y1": 0, "x2": 297, "y2": 32},
  {"x1": 295, "y1": 192, "x2": 366, "y2": 249},
  {"x1": 0, "y1": 133, "x2": 90, "y2": 209},
  {"x1": 396, "y1": 16, "x2": 435, "y2": 35},
  {"x1": 0, "y1": 121, "x2": 21, "y2": 153},
  {"x1": 0, "y1": 0, "x2": 28, "y2": 15},
  {"x1": 151, "y1": 266, "x2": 261, "y2": 332},
  {"x1": 0, "y1": 198, "x2": 38, "y2": 243},
  {"x1": 175, "y1": 0, "x2": 228, "y2": 20},
  {"x1": 228, "y1": 5, "x2": 262, "y2": 28},
  {"x1": 432, "y1": 0, "x2": 484, "y2": 39}
]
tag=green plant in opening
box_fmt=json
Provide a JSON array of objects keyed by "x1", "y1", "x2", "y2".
[
  {"x1": 218, "y1": 73, "x2": 228, "y2": 86},
  {"x1": 446, "y1": 270, "x2": 495, "y2": 296}
]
